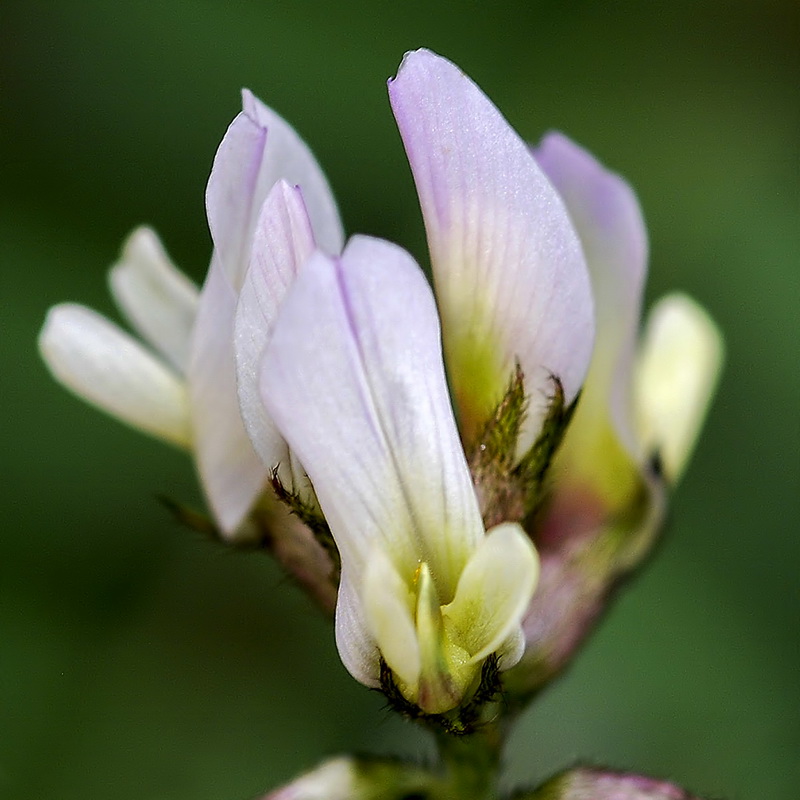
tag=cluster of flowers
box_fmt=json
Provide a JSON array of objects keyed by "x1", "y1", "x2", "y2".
[{"x1": 39, "y1": 50, "x2": 722, "y2": 799}]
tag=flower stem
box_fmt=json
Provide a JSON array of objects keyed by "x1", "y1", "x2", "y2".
[{"x1": 433, "y1": 724, "x2": 504, "y2": 800}]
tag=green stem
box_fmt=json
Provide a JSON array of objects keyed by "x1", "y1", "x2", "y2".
[{"x1": 433, "y1": 723, "x2": 505, "y2": 800}]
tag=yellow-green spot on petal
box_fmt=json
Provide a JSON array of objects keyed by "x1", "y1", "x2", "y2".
[{"x1": 443, "y1": 315, "x2": 507, "y2": 448}]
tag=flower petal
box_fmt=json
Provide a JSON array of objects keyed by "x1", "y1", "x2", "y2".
[
  {"x1": 262, "y1": 236, "x2": 484, "y2": 589},
  {"x1": 206, "y1": 89, "x2": 344, "y2": 290},
  {"x1": 362, "y1": 546, "x2": 420, "y2": 690},
  {"x1": 334, "y1": 567, "x2": 380, "y2": 687},
  {"x1": 39, "y1": 304, "x2": 190, "y2": 447},
  {"x1": 108, "y1": 226, "x2": 199, "y2": 373},
  {"x1": 389, "y1": 49, "x2": 594, "y2": 452},
  {"x1": 443, "y1": 521, "x2": 538, "y2": 665},
  {"x1": 634, "y1": 293, "x2": 724, "y2": 482},
  {"x1": 534, "y1": 133, "x2": 647, "y2": 461},
  {"x1": 261, "y1": 236, "x2": 485, "y2": 682},
  {"x1": 188, "y1": 256, "x2": 267, "y2": 535},
  {"x1": 234, "y1": 181, "x2": 316, "y2": 472}
]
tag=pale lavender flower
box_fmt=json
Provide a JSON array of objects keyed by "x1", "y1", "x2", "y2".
[
  {"x1": 39, "y1": 227, "x2": 197, "y2": 449},
  {"x1": 509, "y1": 132, "x2": 724, "y2": 693},
  {"x1": 39, "y1": 90, "x2": 343, "y2": 537},
  {"x1": 187, "y1": 88, "x2": 343, "y2": 533},
  {"x1": 240, "y1": 49, "x2": 721, "y2": 716},
  {"x1": 256, "y1": 236, "x2": 538, "y2": 714}
]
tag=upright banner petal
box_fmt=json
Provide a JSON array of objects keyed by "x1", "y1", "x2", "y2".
[
  {"x1": 389, "y1": 49, "x2": 594, "y2": 452},
  {"x1": 207, "y1": 89, "x2": 344, "y2": 290},
  {"x1": 262, "y1": 236, "x2": 484, "y2": 590}
]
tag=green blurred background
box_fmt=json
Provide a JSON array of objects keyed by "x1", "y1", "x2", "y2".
[{"x1": 1, "y1": 1, "x2": 797, "y2": 798}]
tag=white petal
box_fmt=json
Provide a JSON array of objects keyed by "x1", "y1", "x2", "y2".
[
  {"x1": 442, "y1": 522, "x2": 538, "y2": 665},
  {"x1": 262, "y1": 237, "x2": 484, "y2": 593},
  {"x1": 389, "y1": 49, "x2": 594, "y2": 452},
  {"x1": 39, "y1": 304, "x2": 190, "y2": 447},
  {"x1": 634, "y1": 293, "x2": 724, "y2": 482},
  {"x1": 535, "y1": 133, "x2": 647, "y2": 458},
  {"x1": 108, "y1": 227, "x2": 199, "y2": 373},
  {"x1": 334, "y1": 567, "x2": 381, "y2": 688},
  {"x1": 234, "y1": 181, "x2": 315, "y2": 471},
  {"x1": 188, "y1": 256, "x2": 267, "y2": 535},
  {"x1": 206, "y1": 90, "x2": 344, "y2": 290},
  {"x1": 362, "y1": 546, "x2": 420, "y2": 690}
]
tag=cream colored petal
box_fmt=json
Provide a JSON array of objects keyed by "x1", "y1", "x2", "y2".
[
  {"x1": 108, "y1": 226, "x2": 199, "y2": 373},
  {"x1": 414, "y1": 562, "x2": 472, "y2": 714},
  {"x1": 39, "y1": 303, "x2": 190, "y2": 448},
  {"x1": 634, "y1": 293, "x2": 724, "y2": 482},
  {"x1": 442, "y1": 522, "x2": 539, "y2": 666},
  {"x1": 362, "y1": 547, "x2": 420, "y2": 690}
]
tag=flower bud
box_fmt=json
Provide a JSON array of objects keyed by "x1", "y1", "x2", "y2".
[
  {"x1": 520, "y1": 766, "x2": 704, "y2": 799},
  {"x1": 261, "y1": 756, "x2": 437, "y2": 800}
]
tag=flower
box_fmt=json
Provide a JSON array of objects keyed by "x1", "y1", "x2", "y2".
[
  {"x1": 297, "y1": 47, "x2": 718, "y2": 702},
  {"x1": 38, "y1": 89, "x2": 344, "y2": 537},
  {"x1": 257, "y1": 236, "x2": 539, "y2": 715},
  {"x1": 508, "y1": 132, "x2": 724, "y2": 695},
  {"x1": 195, "y1": 90, "x2": 344, "y2": 532},
  {"x1": 39, "y1": 48, "x2": 723, "y2": 722}
]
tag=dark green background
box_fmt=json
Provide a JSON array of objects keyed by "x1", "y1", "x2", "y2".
[{"x1": 2, "y1": 1, "x2": 797, "y2": 798}]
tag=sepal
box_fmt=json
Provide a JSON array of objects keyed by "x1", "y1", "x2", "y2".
[{"x1": 469, "y1": 365, "x2": 577, "y2": 529}]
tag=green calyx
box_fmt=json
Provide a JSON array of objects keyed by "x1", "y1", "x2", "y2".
[
  {"x1": 469, "y1": 363, "x2": 578, "y2": 529},
  {"x1": 378, "y1": 652, "x2": 503, "y2": 737}
]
